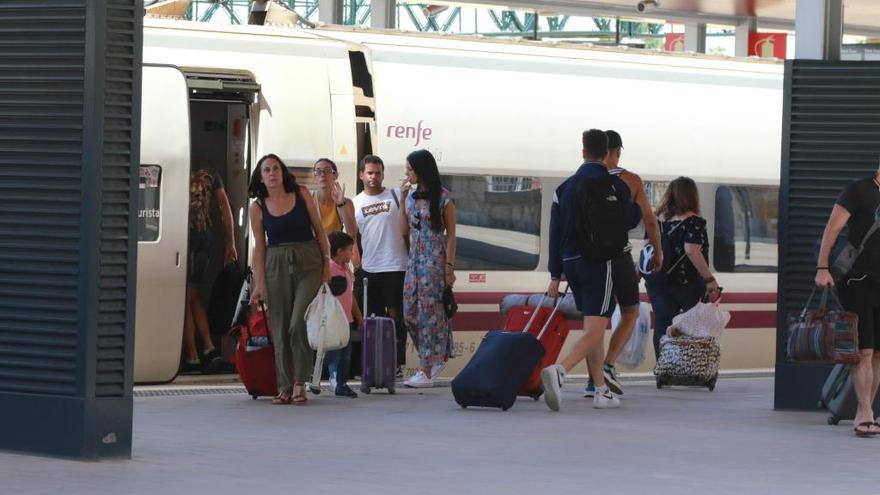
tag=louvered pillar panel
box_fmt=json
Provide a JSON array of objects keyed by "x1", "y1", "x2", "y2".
[
  {"x1": 0, "y1": 1, "x2": 141, "y2": 458},
  {"x1": 775, "y1": 60, "x2": 880, "y2": 410}
]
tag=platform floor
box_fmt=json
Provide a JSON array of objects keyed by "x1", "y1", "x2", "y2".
[{"x1": 1, "y1": 376, "x2": 875, "y2": 495}]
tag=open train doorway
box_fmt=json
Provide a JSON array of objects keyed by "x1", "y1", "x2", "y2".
[{"x1": 182, "y1": 71, "x2": 259, "y2": 376}]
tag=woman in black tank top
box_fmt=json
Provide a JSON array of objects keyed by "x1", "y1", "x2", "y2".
[{"x1": 248, "y1": 154, "x2": 330, "y2": 405}]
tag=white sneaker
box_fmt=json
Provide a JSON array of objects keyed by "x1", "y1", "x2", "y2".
[
  {"x1": 593, "y1": 386, "x2": 621, "y2": 409},
  {"x1": 540, "y1": 365, "x2": 565, "y2": 412},
  {"x1": 404, "y1": 371, "x2": 434, "y2": 388},
  {"x1": 329, "y1": 377, "x2": 337, "y2": 390},
  {"x1": 431, "y1": 361, "x2": 448, "y2": 379}
]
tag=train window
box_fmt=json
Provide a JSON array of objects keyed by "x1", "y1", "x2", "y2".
[
  {"x1": 138, "y1": 165, "x2": 162, "y2": 242},
  {"x1": 627, "y1": 180, "x2": 669, "y2": 252},
  {"x1": 713, "y1": 185, "x2": 778, "y2": 273},
  {"x1": 440, "y1": 174, "x2": 541, "y2": 271}
]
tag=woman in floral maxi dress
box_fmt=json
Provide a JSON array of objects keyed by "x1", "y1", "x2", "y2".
[{"x1": 401, "y1": 149, "x2": 457, "y2": 389}]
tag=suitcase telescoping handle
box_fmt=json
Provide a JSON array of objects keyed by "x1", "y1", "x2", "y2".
[
  {"x1": 522, "y1": 285, "x2": 570, "y2": 338},
  {"x1": 363, "y1": 276, "x2": 373, "y2": 320}
]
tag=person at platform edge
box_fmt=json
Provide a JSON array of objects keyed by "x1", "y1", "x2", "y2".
[{"x1": 816, "y1": 159, "x2": 880, "y2": 437}]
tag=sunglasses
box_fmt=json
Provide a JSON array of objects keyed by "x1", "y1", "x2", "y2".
[{"x1": 313, "y1": 169, "x2": 336, "y2": 177}]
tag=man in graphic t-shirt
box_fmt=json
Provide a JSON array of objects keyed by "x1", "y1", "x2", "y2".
[
  {"x1": 352, "y1": 155, "x2": 409, "y2": 375},
  {"x1": 816, "y1": 160, "x2": 880, "y2": 437}
]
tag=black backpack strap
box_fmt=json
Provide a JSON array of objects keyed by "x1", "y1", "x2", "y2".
[{"x1": 390, "y1": 188, "x2": 400, "y2": 209}]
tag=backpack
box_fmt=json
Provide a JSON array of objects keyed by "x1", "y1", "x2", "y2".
[
  {"x1": 571, "y1": 174, "x2": 629, "y2": 261},
  {"x1": 640, "y1": 220, "x2": 688, "y2": 286}
]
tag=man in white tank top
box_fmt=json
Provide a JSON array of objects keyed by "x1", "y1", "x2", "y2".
[{"x1": 352, "y1": 155, "x2": 410, "y2": 374}]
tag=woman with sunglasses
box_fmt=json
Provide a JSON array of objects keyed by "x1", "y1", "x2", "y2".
[
  {"x1": 645, "y1": 176, "x2": 720, "y2": 358},
  {"x1": 400, "y1": 149, "x2": 457, "y2": 389},
  {"x1": 312, "y1": 158, "x2": 360, "y2": 267}
]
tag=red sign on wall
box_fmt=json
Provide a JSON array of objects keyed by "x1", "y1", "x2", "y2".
[
  {"x1": 665, "y1": 33, "x2": 685, "y2": 52},
  {"x1": 748, "y1": 33, "x2": 787, "y2": 59}
]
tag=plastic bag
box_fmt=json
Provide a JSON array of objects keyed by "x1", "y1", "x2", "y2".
[
  {"x1": 670, "y1": 301, "x2": 730, "y2": 339},
  {"x1": 611, "y1": 302, "x2": 651, "y2": 370},
  {"x1": 305, "y1": 284, "x2": 351, "y2": 388}
]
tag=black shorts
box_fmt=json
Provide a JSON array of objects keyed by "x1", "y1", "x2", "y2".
[
  {"x1": 360, "y1": 270, "x2": 405, "y2": 316},
  {"x1": 840, "y1": 277, "x2": 880, "y2": 350},
  {"x1": 611, "y1": 251, "x2": 640, "y2": 309},
  {"x1": 187, "y1": 229, "x2": 213, "y2": 287},
  {"x1": 563, "y1": 255, "x2": 616, "y2": 318}
]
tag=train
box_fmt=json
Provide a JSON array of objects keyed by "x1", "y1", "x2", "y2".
[{"x1": 136, "y1": 18, "x2": 784, "y2": 383}]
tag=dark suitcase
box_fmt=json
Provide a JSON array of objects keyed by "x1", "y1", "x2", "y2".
[
  {"x1": 209, "y1": 263, "x2": 246, "y2": 343},
  {"x1": 452, "y1": 330, "x2": 545, "y2": 411},
  {"x1": 820, "y1": 363, "x2": 880, "y2": 425},
  {"x1": 360, "y1": 277, "x2": 396, "y2": 394},
  {"x1": 503, "y1": 291, "x2": 571, "y2": 400}
]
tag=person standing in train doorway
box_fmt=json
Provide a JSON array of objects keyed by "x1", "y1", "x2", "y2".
[
  {"x1": 541, "y1": 129, "x2": 642, "y2": 411},
  {"x1": 183, "y1": 169, "x2": 238, "y2": 374},
  {"x1": 248, "y1": 154, "x2": 330, "y2": 405},
  {"x1": 582, "y1": 130, "x2": 663, "y2": 399},
  {"x1": 399, "y1": 150, "x2": 457, "y2": 388},
  {"x1": 352, "y1": 155, "x2": 410, "y2": 378},
  {"x1": 816, "y1": 161, "x2": 880, "y2": 437}
]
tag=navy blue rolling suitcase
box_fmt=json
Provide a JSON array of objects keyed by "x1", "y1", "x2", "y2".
[{"x1": 451, "y1": 331, "x2": 545, "y2": 411}]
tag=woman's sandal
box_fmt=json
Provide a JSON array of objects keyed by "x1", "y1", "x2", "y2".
[
  {"x1": 853, "y1": 422, "x2": 879, "y2": 437},
  {"x1": 292, "y1": 383, "x2": 308, "y2": 405},
  {"x1": 272, "y1": 389, "x2": 292, "y2": 405}
]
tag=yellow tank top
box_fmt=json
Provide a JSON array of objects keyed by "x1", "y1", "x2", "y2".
[{"x1": 315, "y1": 192, "x2": 343, "y2": 232}]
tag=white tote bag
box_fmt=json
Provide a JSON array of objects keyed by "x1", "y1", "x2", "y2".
[
  {"x1": 670, "y1": 301, "x2": 731, "y2": 339},
  {"x1": 305, "y1": 284, "x2": 351, "y2": 388},
  {"x1": 612, "y1": 302, "x2": 652, "y2": 370}
]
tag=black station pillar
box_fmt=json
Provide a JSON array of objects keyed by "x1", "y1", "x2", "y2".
[
  {"x1": 0, "y1": 1, "x2": 142, "y2": 458},
  {"x1": 775, "y1": 0, "x2": 880, "y2": 409}
]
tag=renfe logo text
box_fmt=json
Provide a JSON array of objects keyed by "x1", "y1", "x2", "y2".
[{"x1": 386, "y1": 120, "x2": 432, "y2": 146}]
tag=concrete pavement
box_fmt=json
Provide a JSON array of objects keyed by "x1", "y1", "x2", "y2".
[{"x1": 0, "y1": 377, "x2": 874, "y2": 495}]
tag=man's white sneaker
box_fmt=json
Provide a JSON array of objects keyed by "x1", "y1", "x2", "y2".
[
  {"x1": 404, "y1": 371, "x2": 434, "y2": 388},
  {"x1": 431, "y1": 361, "x2": 448, "y2": 380},
  {"x1": 593, "y1": 386, "x2": 621, "y2": 409},
  {"x1": 540, "y1": 365, "x2": 565, "y2": 412}
]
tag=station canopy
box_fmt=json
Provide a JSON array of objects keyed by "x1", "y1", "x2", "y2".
[{"x1": 469, "y1": 0, "x2": 880, "y2": 36}]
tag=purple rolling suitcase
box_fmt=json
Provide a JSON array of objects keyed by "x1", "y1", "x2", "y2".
[{"x1": 361, "y1": 277, "x2": 397, "y2": 394}]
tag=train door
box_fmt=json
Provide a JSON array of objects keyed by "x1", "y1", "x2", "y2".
[
  {"x1": 135, "y1": 65, "x2": 191, "y2": 383},
  {"x1": 183, "y1": 71, "x2": 259, "y2": 374}
]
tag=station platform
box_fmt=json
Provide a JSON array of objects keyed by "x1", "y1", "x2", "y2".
[{"x1": 1, "y1": 375, "x2": 873, "y2": 495}]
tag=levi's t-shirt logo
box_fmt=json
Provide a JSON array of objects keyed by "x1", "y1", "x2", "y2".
[{"x1": 361, "y1": 200, "x2": 391, "y2": 217}]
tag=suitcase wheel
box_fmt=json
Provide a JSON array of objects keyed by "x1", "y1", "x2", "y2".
[
  {"x1": 828, "y1": 415, "x2": 839, "y2": 426},
  {"x1": 707, "y1": 376, "x2": 717, "y2": 392},
  {"x1": 460, "y1": 404, "x2": 467, "y2": 409},
  {"x1": 361, "y1": 385, "x2": 371, "y2": 395},
  {"x1": 655, "y1": 376, "x2": 663, "y2": 389},
  {"x1": 251, "y1": 395, "x2": 258, "y2": 400},
  {"x1": 502, "y1": 406, "x2": 510, "y2": 411},
  {"x1": 309, "y1": 385, "x2": 321, "y2": 395},
  {"x1": 388, "y1": 386, "x2": 396, "y2": 395}
]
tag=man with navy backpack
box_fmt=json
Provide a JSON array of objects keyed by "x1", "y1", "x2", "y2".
[
  {"x1": 816, "y1": 162, "x2": 880, "y2": 436},
  {"x1": 542, "y1": 129, "x2": 642, "y2": 411},
  {"x1": 583, "y1": 130, "x2": 663, "y2": 398}
]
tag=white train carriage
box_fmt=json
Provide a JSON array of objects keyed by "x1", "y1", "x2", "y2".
[{"x1": 135, "y1": 19, "x2": 783, "y2": 383}]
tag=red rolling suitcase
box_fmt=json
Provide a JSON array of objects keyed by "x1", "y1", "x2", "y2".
[
  {"x1": 503, "y1": 291, "x2": 571, "y2": 400},
  {"x1": 229, "y1": 306, "x2": 278, "y2": 399}
]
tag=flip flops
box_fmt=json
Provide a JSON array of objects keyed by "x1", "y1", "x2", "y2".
[{"x1": 853, "y1": 422, "x2": 879, "y2": 437}]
